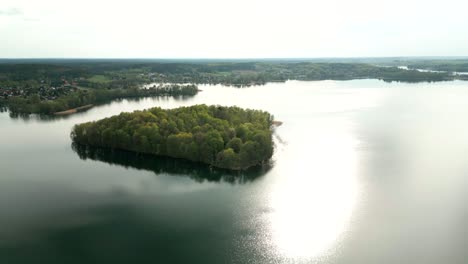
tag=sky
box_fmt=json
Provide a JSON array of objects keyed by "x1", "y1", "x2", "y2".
[{"x1": 1, "y1": 0, "x2": 467, "y2": 58}]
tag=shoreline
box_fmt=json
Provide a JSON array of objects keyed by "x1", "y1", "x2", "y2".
[
  {"x1": 54, "y1": 104, "x2": 94, "y2": 115},
  {"x1": 272, "y1": 120, "x2": 283, "y2": 127}
]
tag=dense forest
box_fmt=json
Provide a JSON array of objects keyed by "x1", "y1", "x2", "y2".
[
  {"x1": 0, "y1": 60, "x2": 455, "y2": 88},
  {"x1": 406, "y1": 60, "x2": 468, "y2": 74},
  {"x1": 370, "y1": 58, "x2": 468, "y2": 75},
  {"x1": 71, "y1": 105, "x2": 274, "y2": 170},
  {"x1": 5, "y1": 84, "x2": 198, "y2": 115}
]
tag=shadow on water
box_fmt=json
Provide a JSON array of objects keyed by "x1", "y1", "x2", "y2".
[
  {"x1": 5, "y1": 107, "x2": 92, "y2": 122},
  {"x1": 0, "y1": 203, "x2": 234, "y2": 264},
  {"x1": 71, "y1": 143, "x2": 272, "y2": 184}
]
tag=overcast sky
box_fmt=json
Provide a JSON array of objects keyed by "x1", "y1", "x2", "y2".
[{"x1": 1, "y1": 0, "x2": 467, "y2": 58}]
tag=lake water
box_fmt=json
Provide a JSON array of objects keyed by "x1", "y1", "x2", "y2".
[{"x1": 1, "y1": 80, "x2": 468, "y2": 263}]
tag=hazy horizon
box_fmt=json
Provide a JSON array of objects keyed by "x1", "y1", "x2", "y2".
[{"x1": 1, "y1": 56, "x2": 468, "y2": 60}]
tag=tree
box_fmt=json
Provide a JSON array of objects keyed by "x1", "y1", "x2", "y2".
[{"x1": 227, "y1": 137, "x2": 242, "y2": 153}]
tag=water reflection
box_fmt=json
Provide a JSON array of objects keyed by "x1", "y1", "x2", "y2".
[
  {"x1": 267, "y1": 118, "x2": 360, "y2": 261},
  {"x1": 72, "y1": 143, "x2": 272, "y2": 184}
]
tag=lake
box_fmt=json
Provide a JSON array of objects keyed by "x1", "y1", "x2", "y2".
[{"x1": 1, "y1": 80, "x2": 468, "y2": 263}]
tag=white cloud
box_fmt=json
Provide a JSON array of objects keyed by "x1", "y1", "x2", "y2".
[
  {"x1": 0, "y1": 7, "x2": 22, "y2": 16},
  {"x1": 0, "y1": 0, "x2": 467, "y2": 58}
]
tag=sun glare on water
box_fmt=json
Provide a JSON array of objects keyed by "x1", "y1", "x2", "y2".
[{"x1": 267, "y1": 119, "x2": 360, "y2": 260}]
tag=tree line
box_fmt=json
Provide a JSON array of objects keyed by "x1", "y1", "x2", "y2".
[
  {"x1": 6, "y1": 84, "x2": 198, "y2": 114},
  {"x1": 0, "y1": 61, "x2": 455, "y2": 88}
]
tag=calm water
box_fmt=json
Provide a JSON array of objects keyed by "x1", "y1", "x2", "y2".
[{"x1": 1, "y1": 80, "x2": 468, "y2": 263}]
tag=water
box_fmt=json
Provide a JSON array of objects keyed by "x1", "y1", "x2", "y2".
[{"x1": 1, "y1": 80, "x2": 468, "y2": 263}]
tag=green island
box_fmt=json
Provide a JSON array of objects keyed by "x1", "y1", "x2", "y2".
[
  {"x1": 71, "y1": 104, "x2": 274, "y2": 170},
  {"x1": 0, "y1": 59, "x2": 460, "y2": 115}
]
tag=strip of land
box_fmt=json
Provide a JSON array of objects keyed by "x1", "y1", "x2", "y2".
[{"x1": 54, "y1": 104, "x2": 94, "y2": 115}]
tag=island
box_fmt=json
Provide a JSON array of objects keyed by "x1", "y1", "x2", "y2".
[{"x1": 71, "y1": 104, "x2": 274, "y2": 170}]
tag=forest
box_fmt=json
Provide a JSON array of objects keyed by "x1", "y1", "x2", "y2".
[
  {"x1": 0, "y1": 60, "x2": 455, "y2": 87},
  {"x1": 71, "y1": 105, "x2": 274, "y2": 170},
  {"x1": 368, "y1": 57, "x2": 468, "y2": 75},
  {"x1": 406, "y1": 60, "x2": 468, "y2": 73},
  {"x1": 4, "y1": 84, "x2": 198, "y2": 115}
]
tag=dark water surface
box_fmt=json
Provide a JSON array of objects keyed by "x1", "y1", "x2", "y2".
[{"x1": 1, "y1": 80, "x2": 468, "y2": 263}]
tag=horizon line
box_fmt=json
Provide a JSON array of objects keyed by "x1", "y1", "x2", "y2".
[{"x1": 1, "y1": 56, "x2": 468, "y2": 60}]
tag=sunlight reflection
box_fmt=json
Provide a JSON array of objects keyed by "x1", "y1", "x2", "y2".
[{"x1": 268, "y1": 119, "x2": 360, "y2": 259}]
